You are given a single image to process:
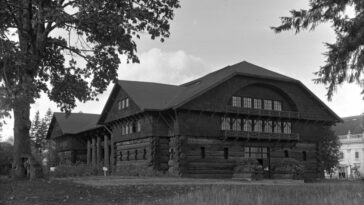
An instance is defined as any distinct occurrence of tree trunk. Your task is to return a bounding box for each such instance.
[12,94,32,178]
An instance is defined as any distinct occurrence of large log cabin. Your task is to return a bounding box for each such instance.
[47,61,341,178]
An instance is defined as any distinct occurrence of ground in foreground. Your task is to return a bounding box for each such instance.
[0,176,363,205]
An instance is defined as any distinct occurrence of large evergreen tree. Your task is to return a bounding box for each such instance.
[0,0,180,178]
[272,0,364,100]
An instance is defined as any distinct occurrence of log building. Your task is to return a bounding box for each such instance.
[47,61,341,178]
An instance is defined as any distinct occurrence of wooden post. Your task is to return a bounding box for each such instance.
[87,139,91,165]
[96,136,101,164]
[92,137,96,166]
[110,136,115,172]
[104,135,109,168]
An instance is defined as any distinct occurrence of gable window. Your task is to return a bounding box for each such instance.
[125,98,129,108]
[243,119,252,132]
[283,122,291,134]
[254,120,263,132]
[264,120,272,133]
[221,117,231,130]
[232,118,241,131]
[137,120,141,132]
[118,100,122,110]
[232,96,241,107]
[243,97,252,108]
[253,99,262,109]
[273,121,281,133]
[264,100,272,110]
[122,99,125,109]
[273,101,282,111]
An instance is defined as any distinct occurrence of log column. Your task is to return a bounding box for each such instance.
[87,139,91,165]
[110,135,115,171]
[92,137,96,166]
[104,135,109,168]
[96,136,101,164]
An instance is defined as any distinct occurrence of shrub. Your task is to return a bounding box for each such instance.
[50,162,103,178]
[271,158,304,179]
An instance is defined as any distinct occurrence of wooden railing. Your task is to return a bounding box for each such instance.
[222,130,300,141]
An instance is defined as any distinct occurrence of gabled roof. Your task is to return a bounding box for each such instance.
[46,112,101,138]
[100,60,341,123]
[332,115,364,136]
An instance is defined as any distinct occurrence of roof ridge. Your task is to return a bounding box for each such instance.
[118,79,179,87]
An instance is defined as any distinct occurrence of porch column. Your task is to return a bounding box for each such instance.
[87,139,91,165]
[92,137,96,166]
[104,135,109,168]
[96,136,101,164]
[110,136,115,171]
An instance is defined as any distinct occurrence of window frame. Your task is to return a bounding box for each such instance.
[243,97,252,108]
[253,98,262,109]
[273,100,282,111]
[263,99,273,110]
[232,96,242,107]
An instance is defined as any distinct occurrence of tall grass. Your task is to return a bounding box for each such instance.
[127,183,364,205]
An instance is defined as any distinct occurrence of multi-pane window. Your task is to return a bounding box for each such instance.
[253,99,262,109]
[273,100,282,111]
[355,152,359,160]
[122,100,125,109]
[243,97,252,108]
[283,122,291,134]
[232,96,241,107]
[137,120,141,132]
[245,147,268,159]
[243,119,252,131]
[125,124,129,134]
[125,98,129,107]
[221,117,231,130]
[264,120,273,133]
[232,118,241,131]
[273,121,281,133]
[118,100,122,110]
[129,124,133,134]
[264,100,272,110]
[254,120,263,132]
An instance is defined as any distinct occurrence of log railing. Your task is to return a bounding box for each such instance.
[222,130,300,141]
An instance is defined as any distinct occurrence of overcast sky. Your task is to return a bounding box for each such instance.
[1,0,363,141]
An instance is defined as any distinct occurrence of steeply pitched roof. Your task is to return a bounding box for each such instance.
[332,115,364,136]
[47,112,101,138]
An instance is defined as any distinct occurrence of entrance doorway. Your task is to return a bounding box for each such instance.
[244,146,271,178]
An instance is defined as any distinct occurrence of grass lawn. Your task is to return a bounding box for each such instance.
[0,176,363,205]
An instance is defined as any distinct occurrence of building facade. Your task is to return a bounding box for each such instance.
[48,61,341,178]
[332,115,364,178]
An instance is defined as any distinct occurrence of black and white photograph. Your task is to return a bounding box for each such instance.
[0,0,363,204]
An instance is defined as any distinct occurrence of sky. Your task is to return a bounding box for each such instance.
[1,0,364,141]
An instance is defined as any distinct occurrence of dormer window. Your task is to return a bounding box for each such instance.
[232,96,241,107]
[243,97,252,108]
[119,98,130,110]
[253,99,262,109]
[264,100,272,110]
[273,100,282,111]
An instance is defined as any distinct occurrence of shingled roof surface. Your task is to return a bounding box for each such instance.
[332,115,364,136]
[119,61,298,110]
[53,112,101,134]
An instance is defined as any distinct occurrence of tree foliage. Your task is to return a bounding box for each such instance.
[317,128,341,176]
[30,109,52,155]
[272,0,364,100]
[0,0,180,178]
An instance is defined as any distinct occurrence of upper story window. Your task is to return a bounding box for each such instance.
[264,120,273,133]
[253,99,262,109]
[355,152,359,160]
[243,119,252,132]
[283,122,291,134]
[221,117,231,130]
[254,120,263,132]
[243,97,252,108]
[232,96,241,107]
[273,100,282,111]
[232,118,241,131]
[118,100,122,110]
[264,100,272,110]
[125,98,129,107]
[137,120,141,132]
[273,121,282,133]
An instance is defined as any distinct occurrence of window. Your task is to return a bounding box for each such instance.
[302,151,307,161]
[143,149,147,160]
[125,98,129,107]
[121,125,125,135]
[221,117,231,130]
[355,152,359,160]
[243,97,252,108]
[135,150,138,160]
[232,118,241,131]
[264,120,272,133]
[224,148,229,159]
[137,120,141,132]
[264,100,272,110]
[232,96,241,107]
[245,147,268,159]
[339,152,344,159]
[118,100,122,110]
[273,101,282,111]
[254,120,263,132]
[132,122,137,133]
[273,121,281,133]
[284,150,289,158]
[243,119,252,131]
[201,147,205,159]
[283,122,291,134]
[126,150,130,161]
[119,151,123,161]
[122,99,125,109]
[253,99,262,109]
